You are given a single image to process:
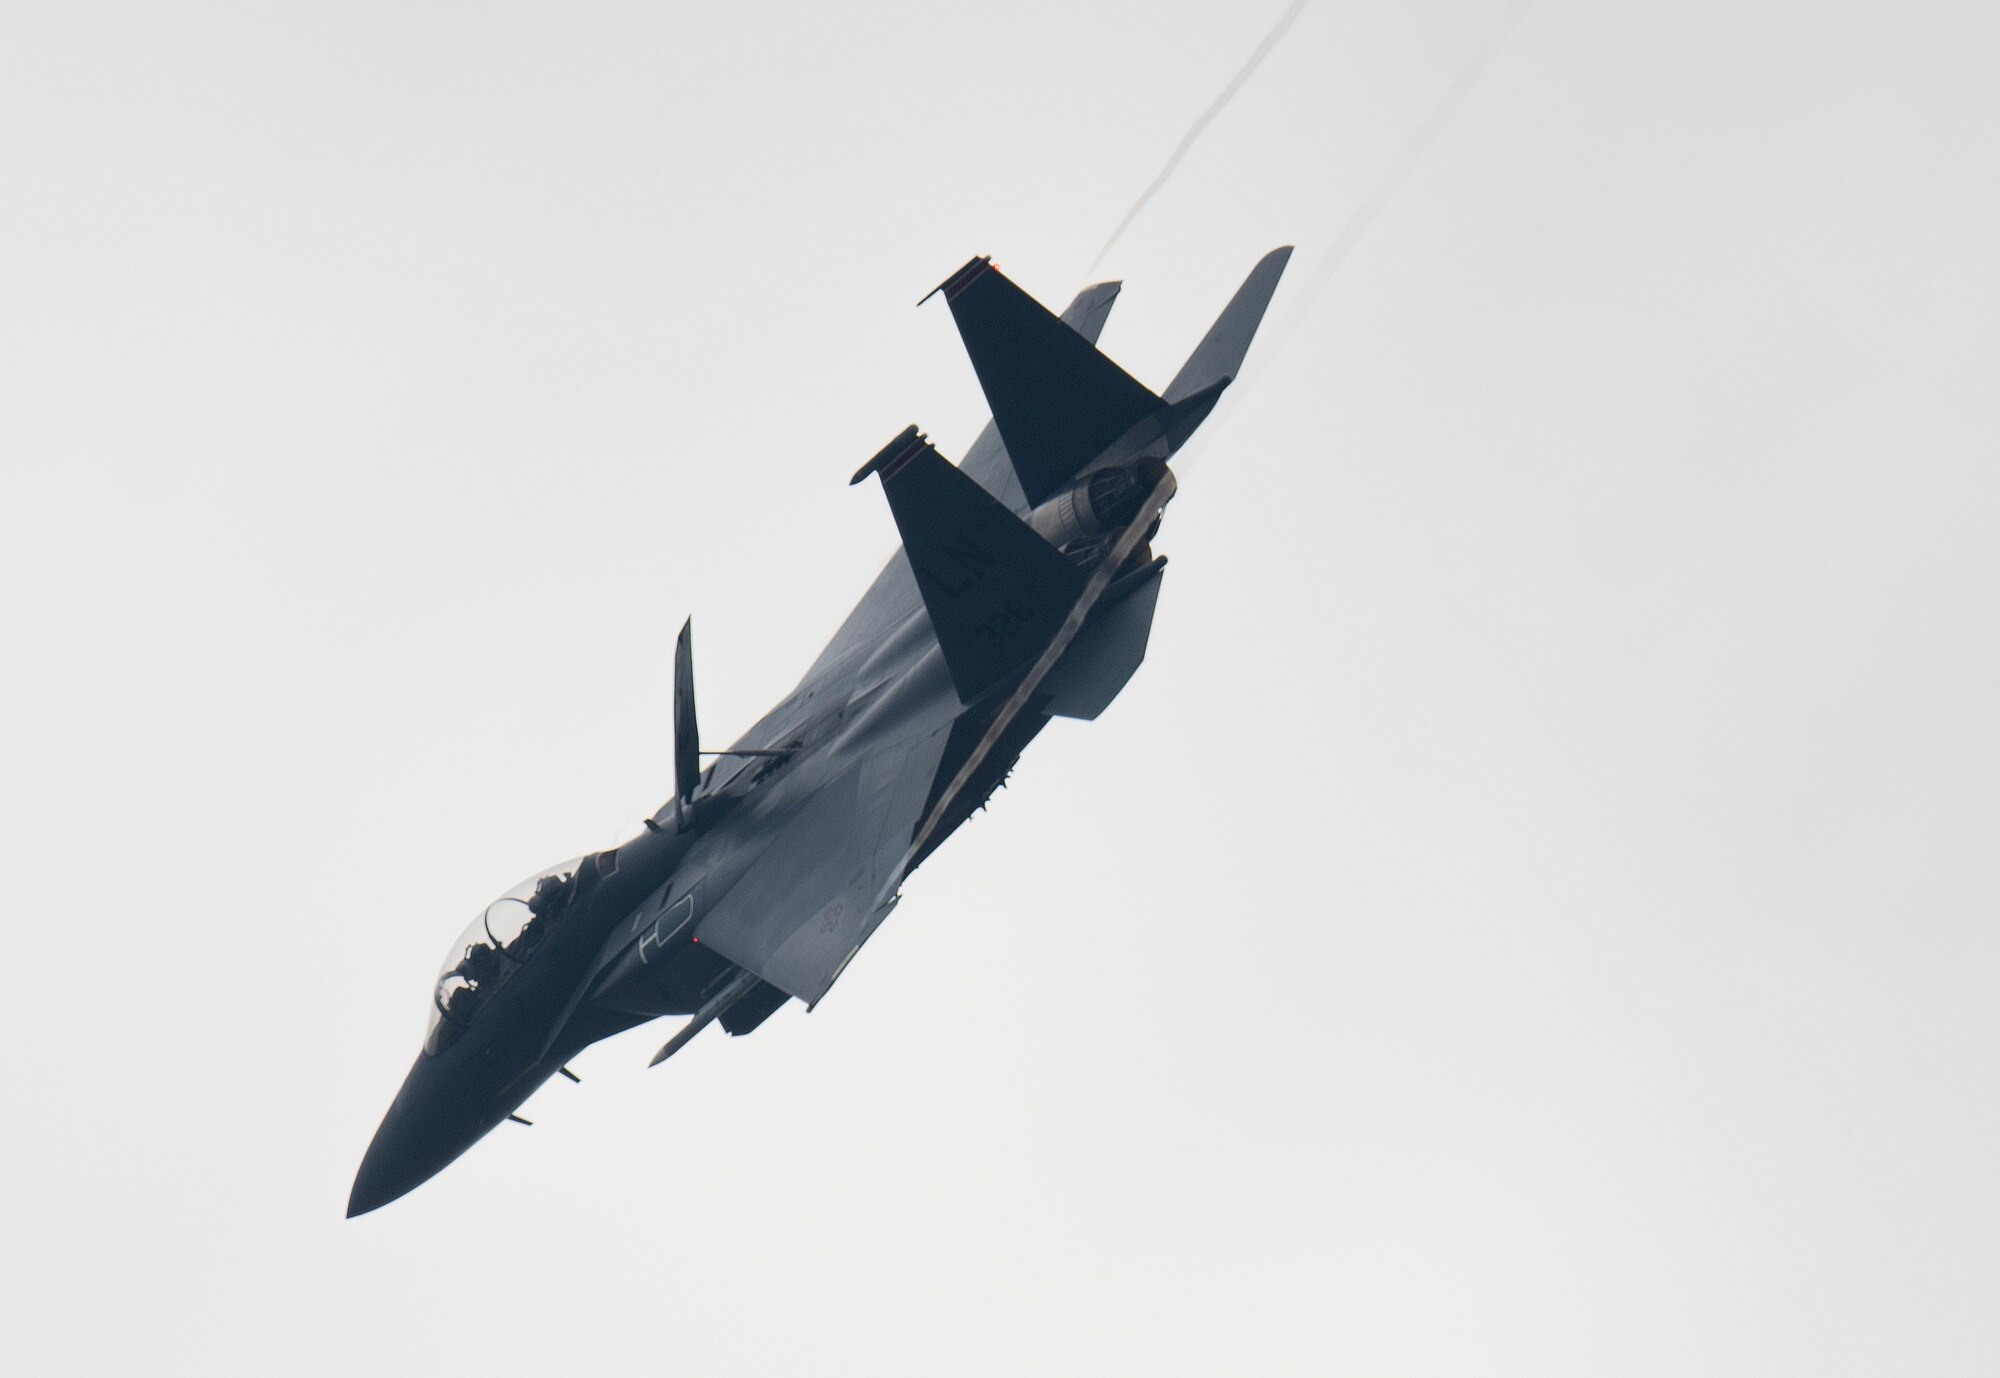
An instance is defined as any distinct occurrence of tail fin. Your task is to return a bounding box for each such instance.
[1164,246,1293,404]
[928,258,1165,508]
[955,278,1124,515]
[853,426,1086,703]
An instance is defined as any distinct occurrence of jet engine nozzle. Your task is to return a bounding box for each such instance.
[1027,457,1171,552]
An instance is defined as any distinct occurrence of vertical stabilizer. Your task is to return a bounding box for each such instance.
[852,426,1086,704]
[927,258,1164,508]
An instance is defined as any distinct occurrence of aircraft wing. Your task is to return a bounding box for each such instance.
[690,725,951,1008]
[691,420,1088,1006]
[689,418,1098,1007]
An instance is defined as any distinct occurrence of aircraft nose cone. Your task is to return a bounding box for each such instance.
[348,1113,429,1218]
[349,1103,483,1216]
[348,1055,474,1218]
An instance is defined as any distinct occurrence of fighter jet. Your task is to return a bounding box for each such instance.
[348,247,1292,1216]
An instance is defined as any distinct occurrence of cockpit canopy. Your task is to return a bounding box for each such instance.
[425,857,584,1050]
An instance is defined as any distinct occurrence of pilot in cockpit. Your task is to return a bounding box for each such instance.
[529,871,572,919]
[511,872,572,959]
[465,941,501,981]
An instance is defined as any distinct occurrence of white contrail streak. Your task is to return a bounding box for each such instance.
[1245,0,1532,388]
[1088,0,1311,273]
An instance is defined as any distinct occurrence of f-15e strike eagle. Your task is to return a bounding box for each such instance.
[349,247,1292,1216]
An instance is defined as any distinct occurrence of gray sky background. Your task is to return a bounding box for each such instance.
[4,2,1997,1373]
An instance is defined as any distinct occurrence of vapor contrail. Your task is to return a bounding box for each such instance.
[1246,0,1532,386]
[1089,0,1311,273]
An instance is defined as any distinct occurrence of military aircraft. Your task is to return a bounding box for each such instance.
[348,247,1293,1216]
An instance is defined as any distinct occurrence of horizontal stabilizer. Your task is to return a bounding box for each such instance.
[1164,246,1293,403]
[1159,375,1232,457]
[930,257,1165,508]
[853,426,1086,703]
[1041,557,1166,720]
[1061,279,1122,348]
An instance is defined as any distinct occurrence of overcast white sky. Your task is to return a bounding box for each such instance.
[4,2,1997,1373]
